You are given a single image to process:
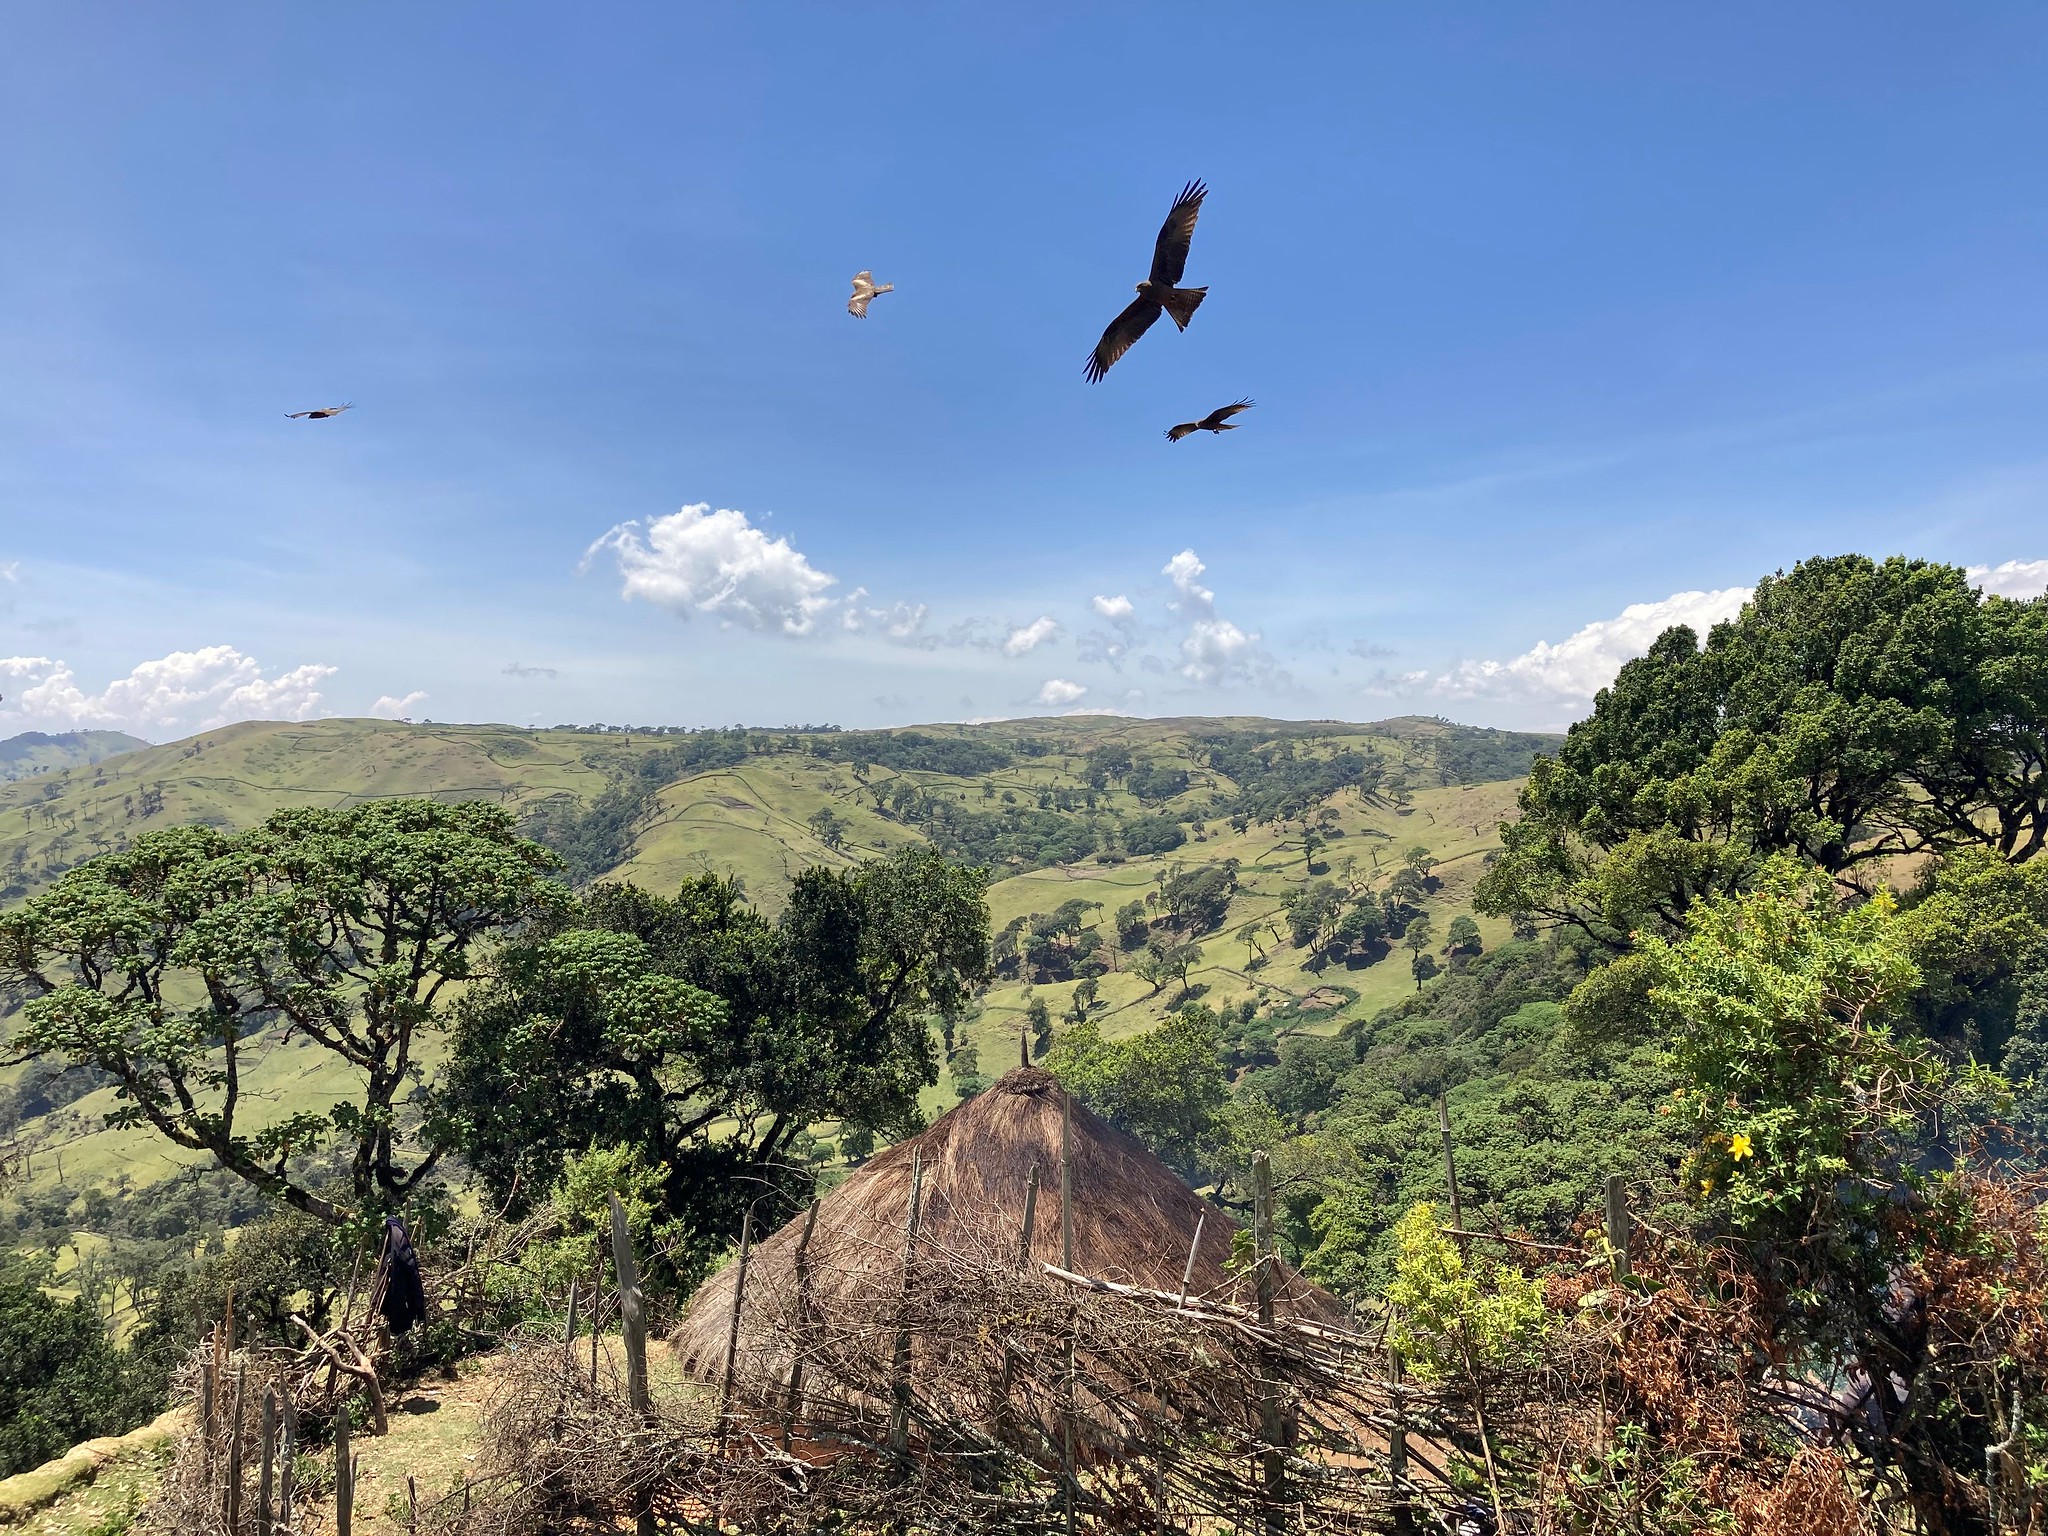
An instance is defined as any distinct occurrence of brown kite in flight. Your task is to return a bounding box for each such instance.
[847,271,894,318]
[285,403,354,420]
[1166,398,1253,441]
[1084,180,1208,383]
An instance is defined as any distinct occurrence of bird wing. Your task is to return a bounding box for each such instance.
[851,271,875,296]
[286,410,312,419]
[1085,297,1163,383]
[1147,180,1207,287]
[1200,398,1254,429]
[848,293,871,317]
[1166,421,1200,442]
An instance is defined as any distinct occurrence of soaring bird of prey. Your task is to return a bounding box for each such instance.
[1084,180,1209,383]
[847,271,894,318]
[1166,398,1254,442]
[285,403,353,420]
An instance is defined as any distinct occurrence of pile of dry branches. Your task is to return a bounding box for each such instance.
[465,1225,1461,1536]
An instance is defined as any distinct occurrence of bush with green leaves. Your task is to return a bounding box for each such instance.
[1384,1201,1549,1386]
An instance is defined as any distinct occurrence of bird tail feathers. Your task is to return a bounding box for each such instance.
[1160,286,1206,330]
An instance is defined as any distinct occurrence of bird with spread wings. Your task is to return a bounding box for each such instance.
[847,271,894,317]
[285,403,353,420]
[1084,180,1209,383]
[1166,398,1254,442]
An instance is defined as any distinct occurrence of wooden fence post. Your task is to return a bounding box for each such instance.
[1387,1328,1413,1533]
[781,1201,822,1449]
[608,1193,656,1536]
[334,1403,351,1536]
[257,1389,277,1536]
[717,1203,757,1447]
[200,1348,217,1493]
[1060,1087,1076,1536]
[1252,1151,1288,1536]
[1604,1174,1632,1284]
[1177,1212,1206,1309]
[279,1392,297,1536]
[226,1361,247,1535]
[889,1151,926,1459]
[1018,1164,1040,1270]
[1437,1095,1466,1244]
[553,1280,581,1443]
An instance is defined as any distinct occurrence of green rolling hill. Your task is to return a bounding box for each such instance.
[0,730,148,784]
[0,712,1557,1221]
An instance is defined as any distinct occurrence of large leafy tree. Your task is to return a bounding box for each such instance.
[0,1272,142,1477]
[0,801,565,1224]
[435,845,989,1260]
[1479,556,2048,946]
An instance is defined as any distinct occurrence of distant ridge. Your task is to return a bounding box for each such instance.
[0,729,149,783]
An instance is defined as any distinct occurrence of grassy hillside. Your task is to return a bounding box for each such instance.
[0,712,1556,1223]
[0,730,147,785]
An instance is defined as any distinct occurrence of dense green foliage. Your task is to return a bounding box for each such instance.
[0,800,564,1223]
[0,1271,144,1477]
[437,845,990,1279]
[1479,555,2048,947]
[817,731,1014,777]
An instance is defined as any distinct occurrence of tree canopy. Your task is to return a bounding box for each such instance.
[0,800,564,1223]
[1478,555,2048,947]
[436,844,989,1273]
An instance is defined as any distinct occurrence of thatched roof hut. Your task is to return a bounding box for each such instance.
[672,1067,1344,1402]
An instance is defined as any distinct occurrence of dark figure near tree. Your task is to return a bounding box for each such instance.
[377,1216,427,1335]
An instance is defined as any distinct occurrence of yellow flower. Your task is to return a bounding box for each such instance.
[1699,1177,1714,1195]
[1729,1132,1754,1162]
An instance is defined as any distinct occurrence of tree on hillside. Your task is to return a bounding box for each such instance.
[806,805,849,851]
[1479,556,2048,948]
[1445,914,1482,960]
[1044,1008,1227,1178]
[1025,995,1054,1059]
[0,802,564,1224]
[436,845,989,1273]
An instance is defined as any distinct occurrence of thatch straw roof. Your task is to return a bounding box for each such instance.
[672,1067,1344,1398]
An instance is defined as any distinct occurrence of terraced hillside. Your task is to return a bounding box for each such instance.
[0,713,1557,1224]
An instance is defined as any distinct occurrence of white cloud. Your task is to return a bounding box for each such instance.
[840,591,931,641]
[1091,593,1134,622]
[0,646,337,738]
[1967,560,2048,600]
[0,561,19,584]
[370,691,428,718]
[587,503,839,636]
[503,662,558,679]
[1034,678,1088,706]
[1437,586,1752,701]
[1002,616,1061,657]
[1162,548,1264,686]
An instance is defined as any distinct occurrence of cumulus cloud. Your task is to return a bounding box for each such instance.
[1091,594,1134,622]
[0,646,337,737]
[370,691,428,718]
[1002,616,1061,657]
[503,661,559,679]
[1035,678,1088,706]
[587,503,839,636]
[1162,548,1266,687]
[1436,586,1752,702]
[1967,560,2048,600]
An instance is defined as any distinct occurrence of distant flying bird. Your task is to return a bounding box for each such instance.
[286,403,353,420]
[1166,398,1254,442]
[847,271,894,318]
[1084,180,1209,383]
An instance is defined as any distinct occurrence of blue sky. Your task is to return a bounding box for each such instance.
[2,3,2044,740]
